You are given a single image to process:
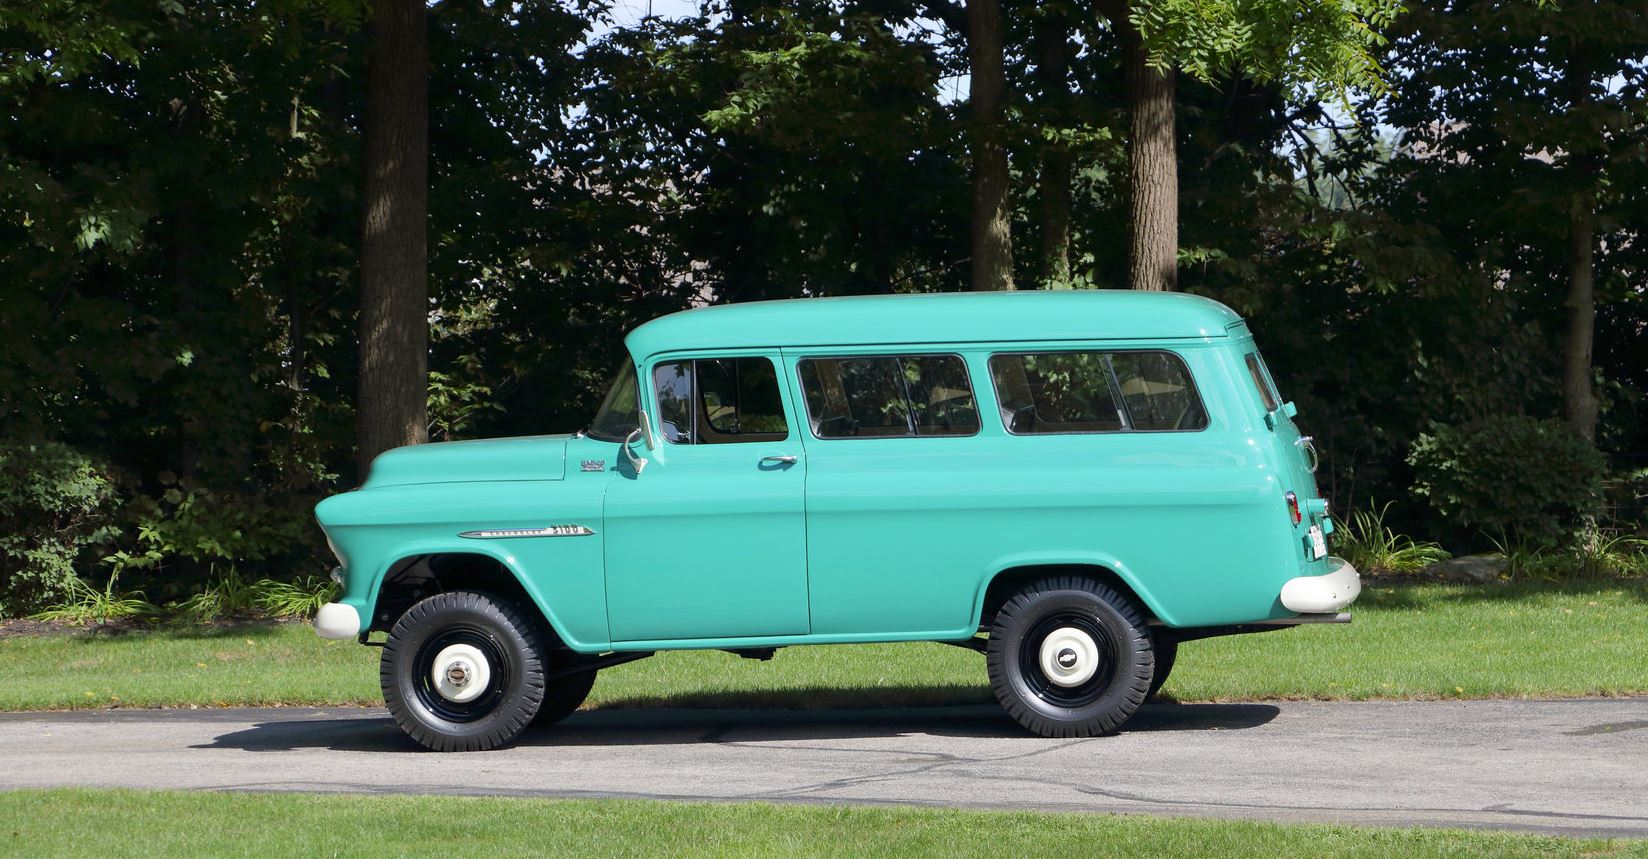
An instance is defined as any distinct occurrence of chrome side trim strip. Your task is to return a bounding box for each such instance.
[459,525,595,539]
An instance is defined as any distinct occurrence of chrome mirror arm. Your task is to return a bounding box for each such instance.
[622,428,649,475]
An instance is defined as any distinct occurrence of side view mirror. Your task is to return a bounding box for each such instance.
[622,428,649,475]
[638,408,658,450]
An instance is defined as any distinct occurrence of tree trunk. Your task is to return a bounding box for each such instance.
[1561,51,1598,442]
[1563,193,1598,442]
[1036,12,1072,288]
[1120,14,1178,292]
[967,0,1013,291]
[357,0,429,476]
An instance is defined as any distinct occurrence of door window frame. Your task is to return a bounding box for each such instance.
[642,349,799,446]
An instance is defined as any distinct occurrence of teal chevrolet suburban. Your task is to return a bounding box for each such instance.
[315,290,1359,751]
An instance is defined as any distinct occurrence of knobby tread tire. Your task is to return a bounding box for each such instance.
[985,576,1154,738]
[381,591,547,752]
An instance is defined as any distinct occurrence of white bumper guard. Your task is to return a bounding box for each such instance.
[1279,556,1361,614]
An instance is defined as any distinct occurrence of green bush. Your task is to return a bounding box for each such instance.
[0,442,121,616]
[1409,417,1606,547]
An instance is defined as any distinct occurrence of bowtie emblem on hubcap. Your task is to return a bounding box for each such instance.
[1057,648,1079,669]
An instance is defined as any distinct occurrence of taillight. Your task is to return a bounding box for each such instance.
[1285,491,1302,526]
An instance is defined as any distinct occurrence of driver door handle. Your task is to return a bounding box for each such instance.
[760,455,798,465]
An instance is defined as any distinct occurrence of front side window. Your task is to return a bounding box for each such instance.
[588,362,641,442]
[990,350,1207,434]
[797,355,978,439]
[652,357,788,444]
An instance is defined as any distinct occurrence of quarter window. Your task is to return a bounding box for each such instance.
[653,357,789,444]
[1244,352,1280,412]
[990,351,1207,434]
[797,355,979,438]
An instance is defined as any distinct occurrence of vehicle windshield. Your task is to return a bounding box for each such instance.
[587,361,641,442]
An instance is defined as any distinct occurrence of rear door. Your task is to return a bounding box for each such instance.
[1236,337,1330,565]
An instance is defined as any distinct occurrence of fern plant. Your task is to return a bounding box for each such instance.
[29,570,158,625]
[1335,502,1451,575]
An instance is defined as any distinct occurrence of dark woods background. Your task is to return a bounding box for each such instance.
[1,0,1644,613]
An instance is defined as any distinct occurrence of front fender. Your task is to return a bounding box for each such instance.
[340,535,610,652]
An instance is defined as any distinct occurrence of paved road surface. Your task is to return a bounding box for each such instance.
[2,700,1645,837]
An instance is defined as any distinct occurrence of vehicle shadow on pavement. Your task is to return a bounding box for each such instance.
[195,702,1280,754]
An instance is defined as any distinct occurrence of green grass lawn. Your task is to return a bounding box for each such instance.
[4,789,1641,858]
[0,580,1643,711]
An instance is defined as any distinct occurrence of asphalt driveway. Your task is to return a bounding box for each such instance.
[1,699,1644,837]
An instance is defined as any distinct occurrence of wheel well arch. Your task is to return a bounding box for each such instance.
[368,552,562,643]
[976,564,1160,632]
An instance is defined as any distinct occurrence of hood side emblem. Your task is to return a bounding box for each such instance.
[580,460,606,472]
[460,525,595,539]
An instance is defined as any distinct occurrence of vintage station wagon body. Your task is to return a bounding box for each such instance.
[315,290,1359,750]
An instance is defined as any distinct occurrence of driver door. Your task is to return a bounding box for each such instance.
[602,352,810,642]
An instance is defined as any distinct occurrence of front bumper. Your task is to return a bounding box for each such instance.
[314,602,362,640]
[1279,556,1361,614]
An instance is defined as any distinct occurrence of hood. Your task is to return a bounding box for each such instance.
[361,434,570,488]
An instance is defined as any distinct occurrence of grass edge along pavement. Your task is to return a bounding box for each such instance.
[0,579,1643,711]
[3,789,1645,858]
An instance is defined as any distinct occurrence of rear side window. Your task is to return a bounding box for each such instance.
[990,351,1207,434]
[653,357,789,444]
[797,355,979,438]
[1244,353,1279,412]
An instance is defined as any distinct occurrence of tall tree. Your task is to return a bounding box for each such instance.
[1095,0,1400,291]
[1380,0,1647,444]
[968,0,1014,290]
[1115,10,1175,291]
[357,0,430,474]
[1033,5,1075,287]
[1561,47,1599,441]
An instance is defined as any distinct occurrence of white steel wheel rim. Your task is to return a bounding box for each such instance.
[1038,626,1100,688]
[430,643,492,703]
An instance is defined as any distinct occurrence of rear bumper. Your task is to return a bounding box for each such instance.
[1279,556,1361,614]
[314,602,362,640]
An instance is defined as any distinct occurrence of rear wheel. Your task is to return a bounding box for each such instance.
[986,576,1153,738]
[381,591,547,752]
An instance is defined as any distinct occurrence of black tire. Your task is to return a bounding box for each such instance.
[534,662,597,727]
[381,591,547,752]
[1147,634,1178,701]
[986,576,1154,738]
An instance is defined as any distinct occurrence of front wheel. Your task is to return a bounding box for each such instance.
[986,576,1153,738]
[381,591,548,752]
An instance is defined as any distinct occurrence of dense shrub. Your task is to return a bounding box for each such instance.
[1409,417,1606,548]
[0,443,121,616]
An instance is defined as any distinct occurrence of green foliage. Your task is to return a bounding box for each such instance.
[1334,502,1451,575]
[1410,417,1607,548]
[0,443,121,615]
[1494,527,1648,582]
[253,575,340,620]
[0,0,1643,615]
[29,570,158,626]
[1130,0,1404,100]
[170,566,260,624]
